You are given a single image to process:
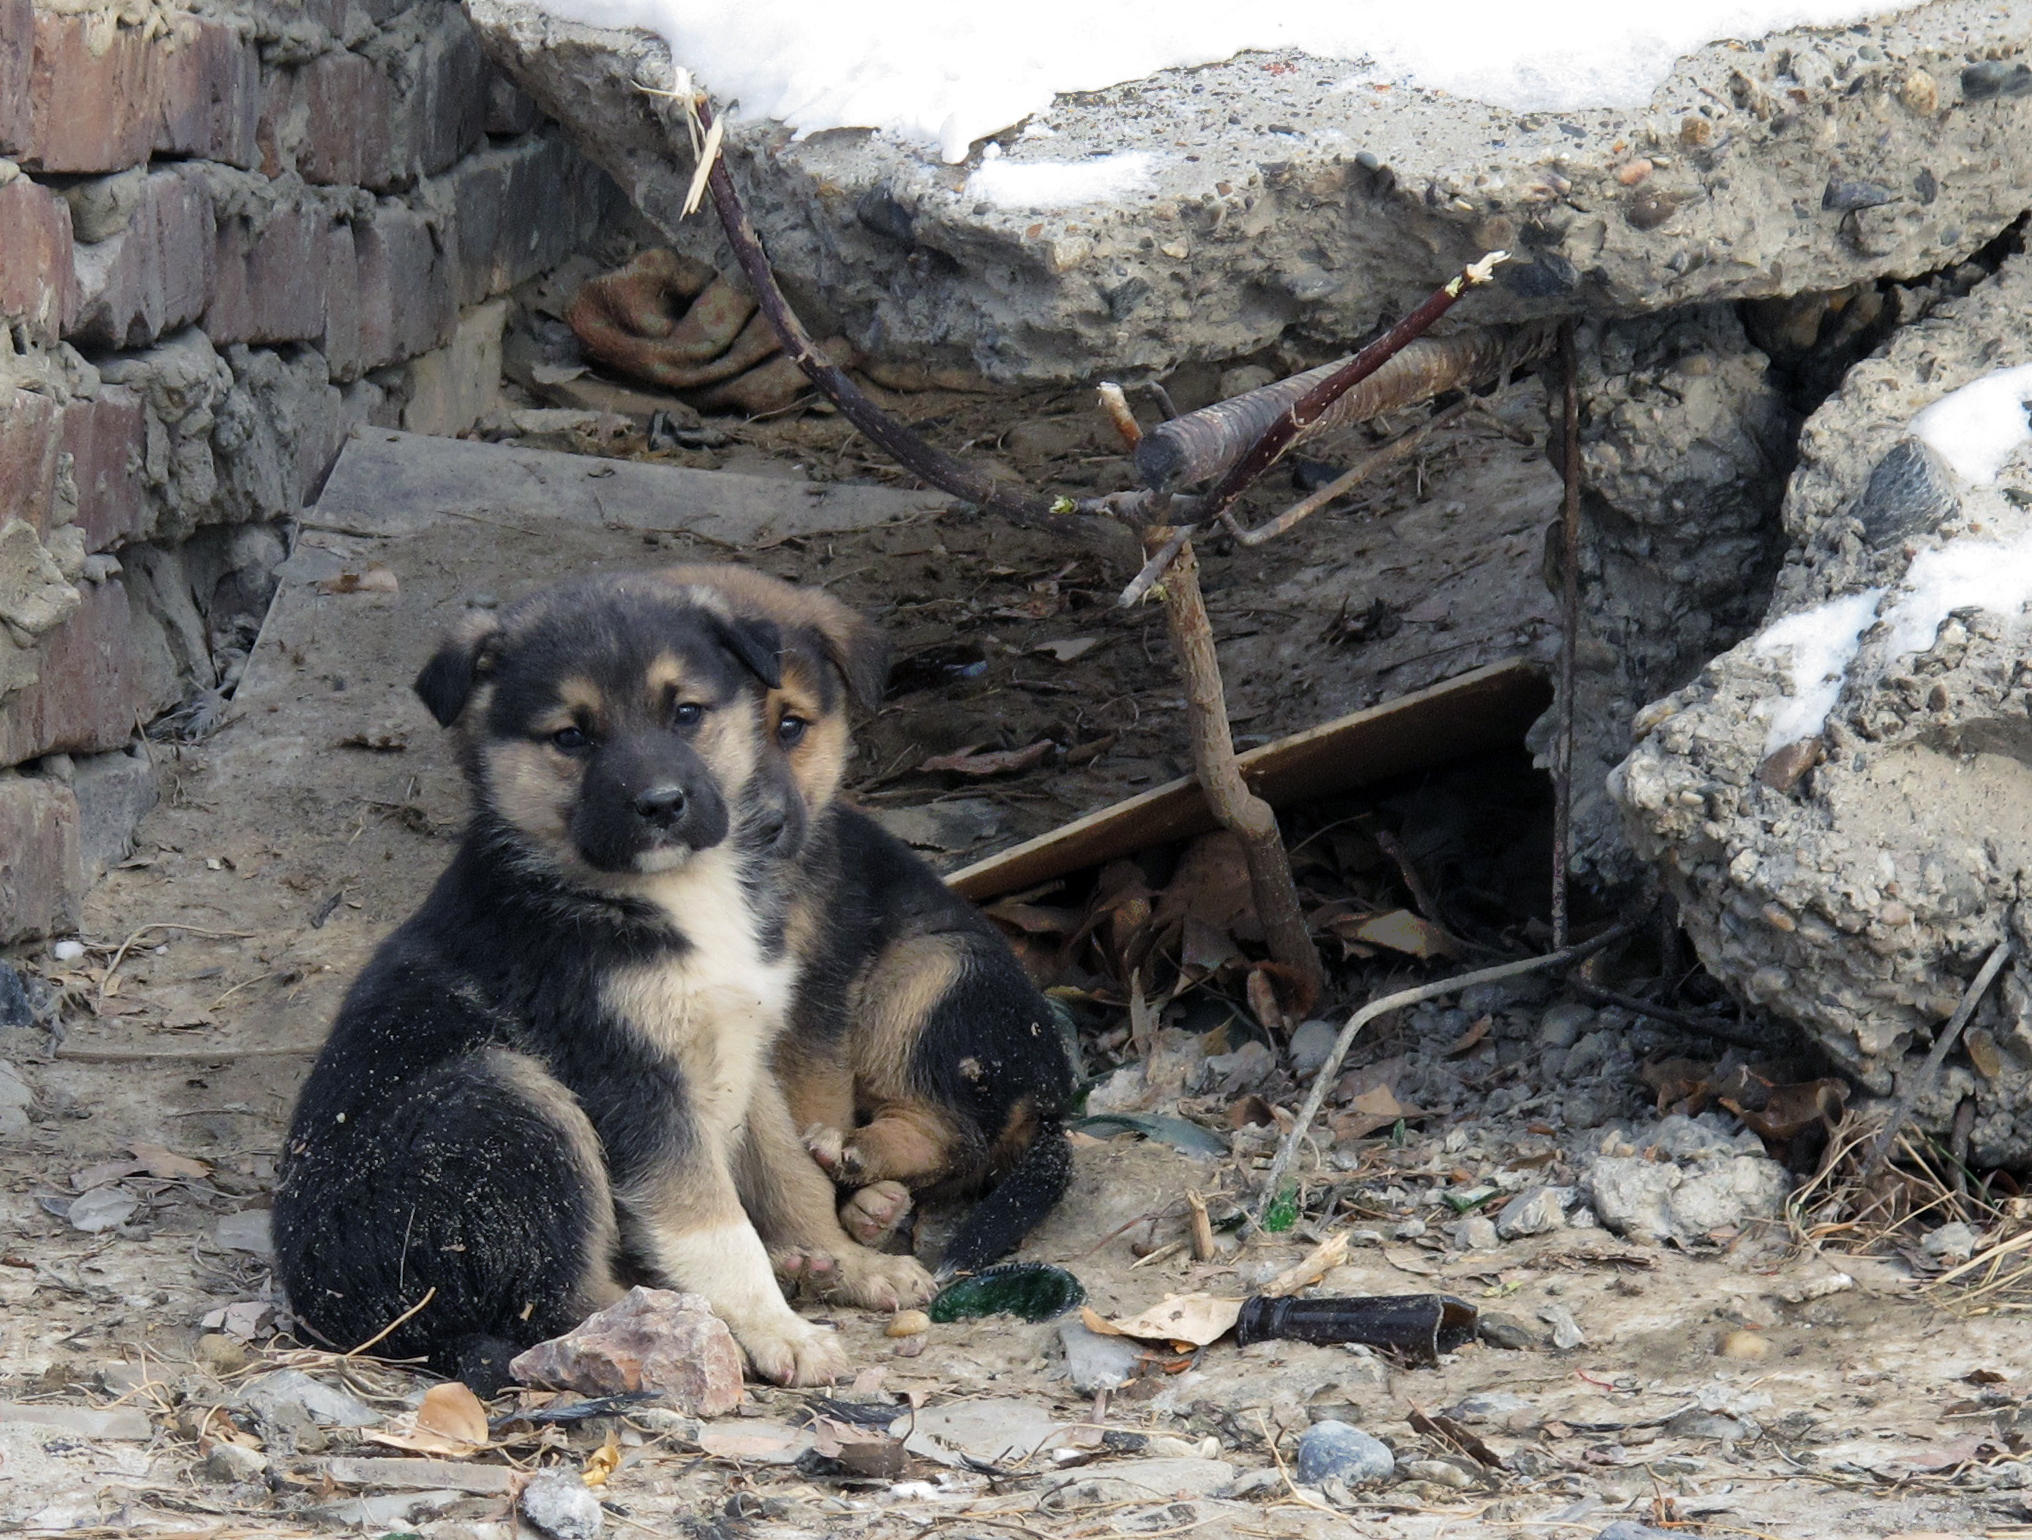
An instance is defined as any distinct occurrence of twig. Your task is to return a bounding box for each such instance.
[1184,1190,1215,1262]
[1568,982,1776,1049]
[1097,383,1143,450]
[1254,923,1635,1222]
[693,97,1093,544]
[55,1045,318,1063]
[1117,523,1195,608]
[345,1285,438,1358]
[1864,940,2010,1180]
[1552,319,1581,951]
[1159,536,1326,1006]
[1230,396,1473,547]
[96,923,259,1007]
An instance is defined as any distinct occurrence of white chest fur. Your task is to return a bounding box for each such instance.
[604,845,795,1146]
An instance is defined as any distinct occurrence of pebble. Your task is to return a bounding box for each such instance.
[885,1310,930,1338]
[237,1368,381,1431]
[510,1287,743,1416]
[1538,1003,1595,1049]
[1614,158,1652,186]
[1495,1186,1566,1239]
[1058,1320,1143,1393]
[1718,1294,1779,1329]
[0,960,34,1026]
[1401,1458,1473,1489]
[1540,1304,1586,1350]
[67,1186,137,1233]
[520,1466,605,1540]
[1287,1019,1339,1078]
[1718,1329,1770,1361]
[1921,1221,1977,1262]
[1454,1216,1500,1251]
[203,1442,269,1483]
[1479,1311,1544,1350]
[50,940,85,964]
[1294,1421,1395,1486]
[1390,1217,1426,1240]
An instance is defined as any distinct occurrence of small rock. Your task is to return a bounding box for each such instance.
[1962,60,2032,101]
[203,1442,268,1482]
[520,1466,604,1540]
[510,1286,742,1416]
[67,1185,137,1233]
[1717,1329,1770,1361]
[50,940,85,964]
[1718,1294,1779,1329]
[214,1209,273,1255]
[1401,1457,1473,1489]
[1666,1408,1756,1442]
[1287,1020,1339,1077]
[194,1333,251,1374]
[1454,1216,1499,1251]
[1057,1320,1144,1393]
[1540,1304,1585,1350]
[1390,1217,1426,1240]
[1921,1221,1978,1263]
[237,1369,381,1432]
[1495,1187,1566,1239]
[1294,1421,1395,1486]
[0,960,33,1026]
[886,1309,930,1338]
[1446,1390,1533,1422]
[1477,1313,1545,1350]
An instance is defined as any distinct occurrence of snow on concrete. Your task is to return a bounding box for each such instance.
[533,0,1917,163]
[1910,364,2032,485]
[1880,511,2032,662]
[964,150,1159,210]
[1752,589,1885,753]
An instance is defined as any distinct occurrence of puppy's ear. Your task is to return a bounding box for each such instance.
[414,610,503,727]
[816,604,890,713]
[713,613,783,691]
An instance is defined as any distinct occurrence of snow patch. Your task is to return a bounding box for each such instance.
[1910,364,2032,485]
[1752,589,1884,754]
[964,152,1158,209]
[532,1,1914,164]
[1879,517,2032,663]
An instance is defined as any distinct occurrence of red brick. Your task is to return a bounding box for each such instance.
[155,16,261,168]
[0,177,77,338]
[354,203,454,368]
[0,580,139,766]
[0,390,62,539]
[66,166,216,350]
[205,203,332,345]
[0,772,82,941]
[60,390,147,554]
[360,4,486,186]
[0,0,31,155]
[23,11,164,173]
[294,48,395,186]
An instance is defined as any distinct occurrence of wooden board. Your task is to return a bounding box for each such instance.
[945,657,1552,902]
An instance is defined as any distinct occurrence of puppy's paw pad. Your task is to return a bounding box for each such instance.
[802,1123,849,1173]
[841,1180,913,1247]
[743,1317,848,1387]
[831,1246,935,1311]
[770,1247,839,1295]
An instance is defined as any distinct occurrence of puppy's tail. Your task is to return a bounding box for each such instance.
[938,1120,1072,1279]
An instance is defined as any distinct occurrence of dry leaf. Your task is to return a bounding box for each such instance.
[1441,1016,1491,1057]
[582,1435,621,1487]
[1383,1245,1440,1277]
[918,739,1055,777]
[1088,1293,1244,1348]
[1246,967,1288,1035]
[1351,1085,1414,1120]
[369,1381,492,1454]
[1350,909,1458,959]
[1258,1233,1351,1298]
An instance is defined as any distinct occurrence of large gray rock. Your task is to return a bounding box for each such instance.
[1614,246,2032,1159]
[468,2,2031,384]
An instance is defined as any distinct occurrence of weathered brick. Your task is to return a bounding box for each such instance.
[0,177,77,338]
[401,297,505,436]
[0,0,31,155]
[354,202,454,368]
[484,69,544,137]
[321,222,364,383]
[60,389,148,554]
[0,771,82,942]
[206,203,331,345]
[362,3,487,185]
[0,580,139,766]
[432,130,619,307]
[23,10,164,173]
[66,166,217,350]
[156,16,261,168]
[289,48,394,186]
[0,391,62,539]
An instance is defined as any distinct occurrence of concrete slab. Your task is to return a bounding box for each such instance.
[472,0,2032,382]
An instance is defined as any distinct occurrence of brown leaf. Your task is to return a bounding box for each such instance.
[130,1143,210,1181]
[415,1382,489,1447]
[1090,1293,1244,1348]
[1441,1015,1491,1057]
[1409,1408,1506,1469]
[1349,910,1458,959]
[1640,1056,1711,1115]
[1227,1094,1275,1129]
[918,740,1055,777]
[1245,967,1287,1034]
[1723,1078,1849,1141]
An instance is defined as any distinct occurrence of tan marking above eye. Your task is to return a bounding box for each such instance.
[556,676,605,715]
[645,652,691,705]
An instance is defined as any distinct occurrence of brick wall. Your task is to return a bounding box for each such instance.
[0,0,626,941]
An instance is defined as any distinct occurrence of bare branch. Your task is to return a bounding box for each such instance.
[1230,395,1473,547]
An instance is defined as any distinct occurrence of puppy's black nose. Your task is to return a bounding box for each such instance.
[633,785,687,828]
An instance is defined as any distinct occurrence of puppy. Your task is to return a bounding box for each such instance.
[272,574,930,1393]
[655,566,1076,1276]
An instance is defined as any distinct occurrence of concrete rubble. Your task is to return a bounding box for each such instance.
[1615,245,2032,1161]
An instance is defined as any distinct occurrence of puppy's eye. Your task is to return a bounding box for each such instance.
[776,715,810,749]
[672,702,705,728]
[551,725,591,753]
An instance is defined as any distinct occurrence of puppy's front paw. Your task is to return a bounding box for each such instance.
[841,1179,913,1247]
[740,1313,848,1387]
[829,1244,934,1311]
[770,1245,838,1294]
[802,1122,850,1175]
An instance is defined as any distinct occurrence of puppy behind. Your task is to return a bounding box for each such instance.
[272,574,929,1392]
[658,566,1076,1274]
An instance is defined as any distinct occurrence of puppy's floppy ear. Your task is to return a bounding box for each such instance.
[414,610,503,727]
[713,613,783,690]
[816,604,890,713]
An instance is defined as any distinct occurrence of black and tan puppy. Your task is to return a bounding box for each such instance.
[655,567,1075,1276]
[272,574,930,1392]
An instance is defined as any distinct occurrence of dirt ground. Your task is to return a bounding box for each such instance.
[0,369,2019,1540]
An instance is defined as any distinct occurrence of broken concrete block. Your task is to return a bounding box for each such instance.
[509,1286,743,1415]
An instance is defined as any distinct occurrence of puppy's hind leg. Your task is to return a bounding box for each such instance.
[274,1049,618,1393]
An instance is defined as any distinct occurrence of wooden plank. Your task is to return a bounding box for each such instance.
[944,657,1552,902]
